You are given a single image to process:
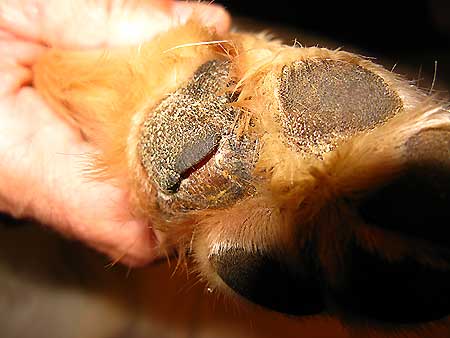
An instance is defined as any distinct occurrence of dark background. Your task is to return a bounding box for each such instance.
[220,0,450,91]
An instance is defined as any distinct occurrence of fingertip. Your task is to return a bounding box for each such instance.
[104,220,165,268]
[172,2,231,35]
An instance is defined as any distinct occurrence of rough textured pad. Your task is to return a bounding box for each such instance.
[159,129,258,212]
[359,129,450,247]
[209,246,324,315]
[140,60,236,193]
[139,60,258,212]
[278,59,402,155]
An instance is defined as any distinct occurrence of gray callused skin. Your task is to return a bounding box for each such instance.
[139,60,258,212]
[278,59,402,155]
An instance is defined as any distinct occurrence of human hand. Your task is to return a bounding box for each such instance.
[0,0,230,266]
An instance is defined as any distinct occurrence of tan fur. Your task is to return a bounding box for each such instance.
[33,15,450,325]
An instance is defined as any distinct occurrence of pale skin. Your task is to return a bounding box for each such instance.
[0,0,230,266]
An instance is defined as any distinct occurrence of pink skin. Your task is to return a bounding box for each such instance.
[0,0,231,267]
